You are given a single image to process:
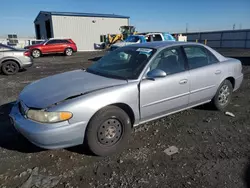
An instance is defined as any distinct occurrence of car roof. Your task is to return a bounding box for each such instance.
[128,41,186,49]
[128,41,227,62]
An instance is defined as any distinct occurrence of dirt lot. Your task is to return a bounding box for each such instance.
[0,50,250,188]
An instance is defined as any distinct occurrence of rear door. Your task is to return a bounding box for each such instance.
[183,45,222,106]
[57,40,69,52]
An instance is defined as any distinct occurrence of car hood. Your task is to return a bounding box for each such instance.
[112,42,137,47]
[19,70,127,109]
[25,44,42,49]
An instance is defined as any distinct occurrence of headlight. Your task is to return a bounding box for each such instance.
[27,109,73,123]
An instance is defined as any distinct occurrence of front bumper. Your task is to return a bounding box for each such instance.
[21,58,33,69]
[9,102,87,149]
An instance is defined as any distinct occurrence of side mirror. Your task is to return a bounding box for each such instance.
[146,69,167,81]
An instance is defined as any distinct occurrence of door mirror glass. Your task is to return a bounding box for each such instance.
[146,69,166,79]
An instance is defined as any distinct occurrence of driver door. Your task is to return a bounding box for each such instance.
[139,47,190,122]
[43,39,60,53]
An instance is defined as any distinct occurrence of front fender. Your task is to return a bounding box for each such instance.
[48,82,140,126]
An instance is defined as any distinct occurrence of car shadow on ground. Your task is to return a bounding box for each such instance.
[67,144,94,156]
[193,103,216,111]
[244,158,250,188]
[0,102,43,153]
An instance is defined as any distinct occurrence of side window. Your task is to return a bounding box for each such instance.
[152,34,163,41]
[184,46,208,69]
[46,40,62,44]
[167,35,175,41]
[150,47,186,75]
[46,40,56,45]
[145,35,151,42]
[61,40,70,44]
[207,50,219,64]
[184,46,218,69]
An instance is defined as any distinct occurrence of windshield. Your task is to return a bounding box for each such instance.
[40,40,48,44]
[31,40,45,45]
[87,46,156,79]
[125,36,140,43]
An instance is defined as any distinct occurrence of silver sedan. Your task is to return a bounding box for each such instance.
[10,41,243,156]
[0,43,33,75]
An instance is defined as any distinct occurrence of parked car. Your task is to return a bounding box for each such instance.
[10,41,243,156]
[0,43,33,75]
[110,32,176,51]
[25,38,77,58]
[109,35,147,51]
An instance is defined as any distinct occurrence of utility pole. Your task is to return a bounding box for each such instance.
[186,23,188,33]
[233,24,235,30]
[239,23,242,30]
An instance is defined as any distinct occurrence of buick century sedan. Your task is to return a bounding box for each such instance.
[10,41,243,156]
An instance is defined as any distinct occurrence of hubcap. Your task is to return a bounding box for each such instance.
[33,50,40,57]
[218,85,230,105]
[5,63,17,73]
[97,119,122,146]
[66,49,72,56]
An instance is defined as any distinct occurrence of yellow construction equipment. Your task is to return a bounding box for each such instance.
[105,25,136,48]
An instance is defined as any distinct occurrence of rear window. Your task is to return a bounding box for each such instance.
[67,39,75,44]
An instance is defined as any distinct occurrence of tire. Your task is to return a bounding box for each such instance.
[1,61,19,75]
[85,106,132,156]
[65,48,73,56]
[212,80,233,111]
[32,49,41,58]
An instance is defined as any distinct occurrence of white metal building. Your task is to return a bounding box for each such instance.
[34,11,130,51]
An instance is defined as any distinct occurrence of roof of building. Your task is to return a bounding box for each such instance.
[35,11,129,21]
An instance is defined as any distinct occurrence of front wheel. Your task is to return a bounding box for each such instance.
[85,106,132,156]
[32,49,41,58]
[1,61,19,75]
[212,80,233,111]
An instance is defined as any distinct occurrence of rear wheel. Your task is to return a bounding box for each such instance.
[85,106,132,156]
[212,80,233,111]
[1,61,19,75]
[32,49,41,58]
[65,48,73,56]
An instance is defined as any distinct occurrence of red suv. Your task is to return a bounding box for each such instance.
[25,39,77,58]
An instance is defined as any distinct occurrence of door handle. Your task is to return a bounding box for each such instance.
[215,70,221,74]
[179,79,188,84]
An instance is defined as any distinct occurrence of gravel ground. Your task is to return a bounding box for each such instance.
[0,50,250,188]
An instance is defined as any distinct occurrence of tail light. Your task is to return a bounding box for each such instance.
[24,51,30,57]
